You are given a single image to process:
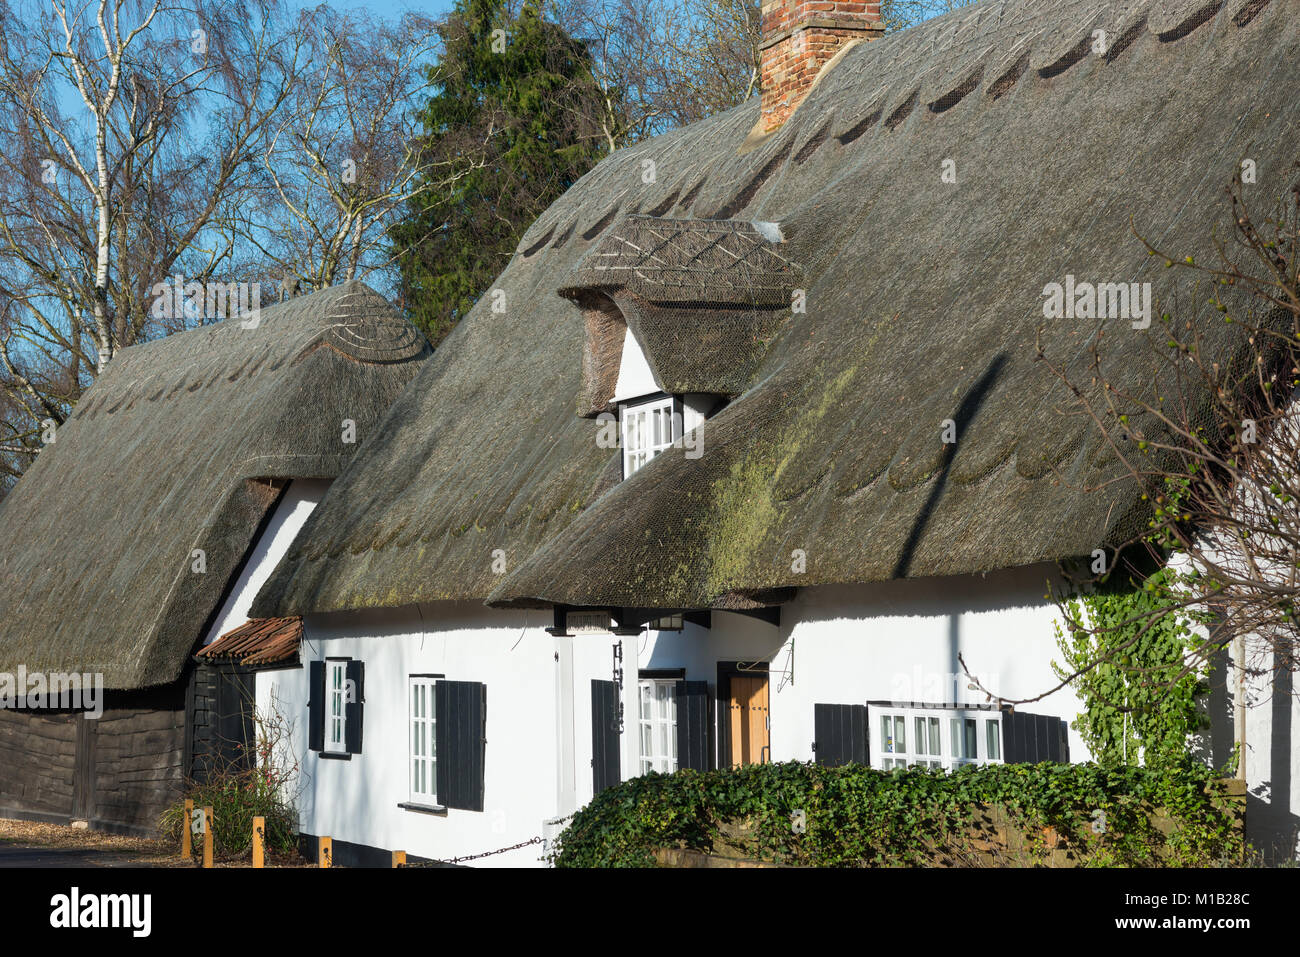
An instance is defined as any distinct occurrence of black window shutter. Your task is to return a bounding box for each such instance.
[814,703,868,766]
[674,680,711,771]
[436,680,487,811]
[1002,710,1067,764]
[308,660,325,752]
[1008,709,1027,762]
[1003,710,1022,762]
[590,679,621,794]
[434,683,449,803]
[344,660,365,754]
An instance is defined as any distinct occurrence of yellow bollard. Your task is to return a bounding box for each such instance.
[319,835,332,868]
[202,806,214,869]
[392,850,406,868]
[181,798,193,861]
[252,816,265,869]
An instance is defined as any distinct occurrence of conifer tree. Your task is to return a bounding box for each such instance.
[391,0,606,345]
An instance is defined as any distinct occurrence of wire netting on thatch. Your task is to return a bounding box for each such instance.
[561,217,803,411]
[253,0,1300,617]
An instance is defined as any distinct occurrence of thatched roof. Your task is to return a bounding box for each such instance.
[0,281,428,689]
[559,216,798,305]
[562,217,801,414]
[255,0,1300,618]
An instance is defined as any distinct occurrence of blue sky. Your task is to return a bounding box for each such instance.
[303,0,458,18]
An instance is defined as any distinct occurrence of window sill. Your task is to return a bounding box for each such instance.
[398,802,448,816]
[319,751,352,761]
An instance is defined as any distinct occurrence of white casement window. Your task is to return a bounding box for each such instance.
[409,677,437,805]
[870,705,1003,771]
[951,715,980,767]
[325,660,347,754]
[877,712,908,769]
[913,714,943,769]
[638,678,678,774]
[621,395,677,478]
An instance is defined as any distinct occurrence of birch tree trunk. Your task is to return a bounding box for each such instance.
[0,0,302,489]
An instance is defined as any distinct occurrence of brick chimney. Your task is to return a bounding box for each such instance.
[759,1,883,132]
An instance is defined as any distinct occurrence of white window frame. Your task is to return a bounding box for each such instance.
[950,714,982,768]
[869,704,1003,771]
[409,676,438,805]
[325,660,348,754]
[620,394,678,478]
[638,678,678,775]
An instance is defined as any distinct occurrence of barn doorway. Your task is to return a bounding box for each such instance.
[187,663,256,782]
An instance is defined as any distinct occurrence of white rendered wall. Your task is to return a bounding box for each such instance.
[202,478,331,645]
[260,563,1098,867]
[259,603,568,868]
[1235,639,1300,861]
[611,328,659,402]
[623,562,1090,768]
[253,556,1300,863]
[566,564,1089,822]
[1158,552,1298,859]
[764,566,1089,764]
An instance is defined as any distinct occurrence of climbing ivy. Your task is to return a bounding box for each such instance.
[1053,567,1212,770]
[550,759,1241,868]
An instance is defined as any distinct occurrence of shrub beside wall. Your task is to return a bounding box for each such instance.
[158,769,298,859]
[550,760,1244,868]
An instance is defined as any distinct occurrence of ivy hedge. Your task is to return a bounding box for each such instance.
[549,759,1242,868]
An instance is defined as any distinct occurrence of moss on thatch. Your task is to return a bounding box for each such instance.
[255,0,1300,617]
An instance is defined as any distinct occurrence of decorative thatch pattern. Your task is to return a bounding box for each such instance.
[563,217,801,412]
[0,281,429,689]
[255,0,1299,617]
[197,617,302,667]
[559,216,798,306]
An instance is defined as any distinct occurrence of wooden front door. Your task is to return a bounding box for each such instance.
[728,674,770,768]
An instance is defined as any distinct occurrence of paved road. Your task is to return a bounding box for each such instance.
[0,844,156,867]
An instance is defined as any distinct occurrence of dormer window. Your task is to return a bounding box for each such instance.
[559,216,803,422]
[559,217,803,480]
[621,394,678,478]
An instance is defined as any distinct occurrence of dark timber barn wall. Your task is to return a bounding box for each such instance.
[0,710,78,823]
[186,661,257,782]
[0,684,186,835]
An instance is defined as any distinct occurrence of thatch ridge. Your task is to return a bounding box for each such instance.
[0,280,429,689]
